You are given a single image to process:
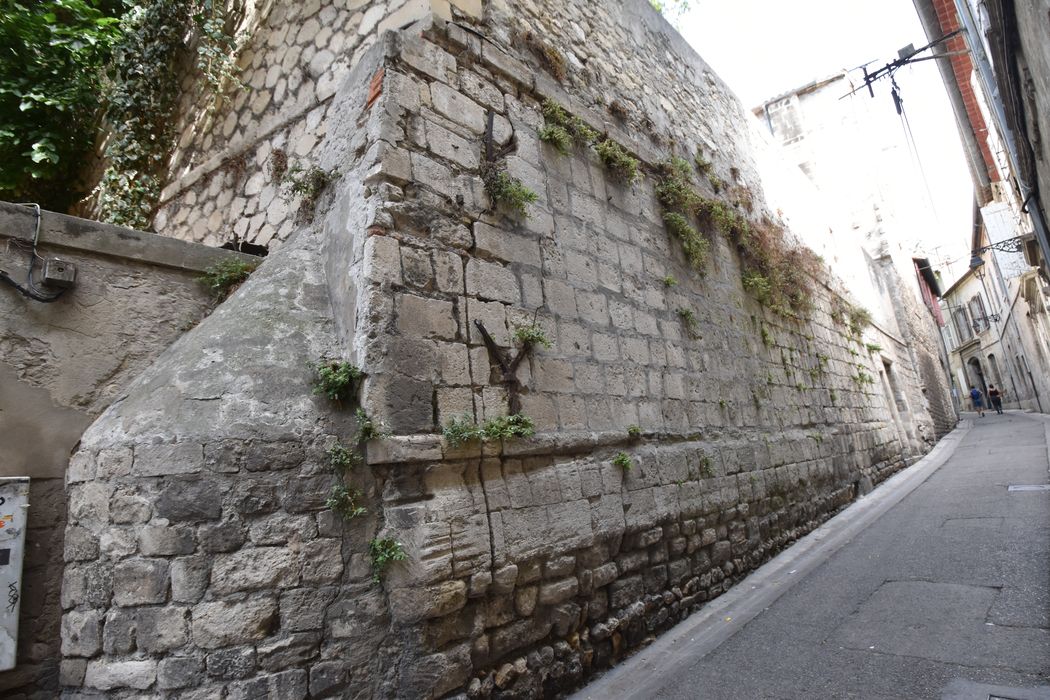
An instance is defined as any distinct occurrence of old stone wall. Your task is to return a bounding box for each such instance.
[59,2,950,698]
[154,0,483,248]
[0,201,252,698]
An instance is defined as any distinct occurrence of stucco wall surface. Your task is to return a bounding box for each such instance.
[59,2,951,699]
[0,202,251,697]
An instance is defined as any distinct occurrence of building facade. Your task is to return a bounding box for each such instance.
[754,74,959,436]
[912,0,1050,413]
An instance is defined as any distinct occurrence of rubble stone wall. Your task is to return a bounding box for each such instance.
[0,201,250,698]
[59,2,947,698]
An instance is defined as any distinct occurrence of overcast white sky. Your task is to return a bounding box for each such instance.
[674,0,975,280]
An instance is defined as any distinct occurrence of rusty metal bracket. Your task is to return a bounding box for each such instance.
[474,319,528,415]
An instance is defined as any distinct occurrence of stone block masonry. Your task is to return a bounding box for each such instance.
[58,1,948,698]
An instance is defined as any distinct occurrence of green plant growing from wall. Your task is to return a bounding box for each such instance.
[354,408,389,442]
[368,537,407,583]
[97,0,244,229]
[698,455,715,478]
[760,325,773,347]
[481,413,536,441]
[865,342,883,355]
[847,305,872,336]
[326,485,366,520]
[677,307,700,337]
[627,425,642,440]
[662,275,678,287]
[442,414,484,447]
[512,323,553,350]
[442,413,536,446]
[853,370,875,386]
[718,398,727,409]
[199,258,258,299]
[662,212,709,271]
[612,451,633,471]
[327,443,361,473]
[541,99,598,147]
[311,360,363,402]
[594,138,639,183]
[282,162,338,217]
[483,169,538,217]
[538,124,573,155]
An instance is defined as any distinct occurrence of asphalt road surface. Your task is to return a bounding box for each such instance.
[574,412,1050,700]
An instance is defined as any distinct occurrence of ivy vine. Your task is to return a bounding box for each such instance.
[96,0,243,230]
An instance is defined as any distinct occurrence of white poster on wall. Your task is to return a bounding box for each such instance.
[0,478,29,671]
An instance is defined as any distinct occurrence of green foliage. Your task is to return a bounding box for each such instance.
[656,158,700,212]
[829,389,838,404]
[368,537,407,583]
[541,99,598,146]
[481,413,536,441]
[311,361,363,402]
[760,325,772,347]
[538,124,572,155]
[326,485,366,520]
[865,342,883,354]
[93,0,243,228]
[199,258,258,299]
[662,212,709,272]
[442,413,536,446]
[512,323,552,349]
[594,138,639,183]
[627,425,642,440]
[327,443,361,473]
[484,169,537,217]
[0,0,124,208]
[612,451,633,471]
[853,370,875,386]
[742,271,772,304]
[354,408,389,442]
[662,275,678,287]
[677,307,699,337]
[442,415,484,447]
[98,0,241,229]
[194,4,242,112]
[282,162,337,217]
[718,398,727,409]
[848,306,873,336]
[698,454,714,478]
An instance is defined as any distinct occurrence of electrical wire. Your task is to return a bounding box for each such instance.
[0,203,68,302]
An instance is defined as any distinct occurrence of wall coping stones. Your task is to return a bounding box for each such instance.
[0,201,254,273]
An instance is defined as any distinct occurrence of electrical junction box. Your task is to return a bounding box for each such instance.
[0,477,29,671]
[42,258,76,288]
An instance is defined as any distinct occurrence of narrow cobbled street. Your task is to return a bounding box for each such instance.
[576,413,1050,700]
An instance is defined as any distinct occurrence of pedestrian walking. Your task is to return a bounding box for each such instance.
[969,385,986,417]
[988,384,1004,414]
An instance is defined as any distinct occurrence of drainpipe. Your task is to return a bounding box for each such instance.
[953,0,1050,271]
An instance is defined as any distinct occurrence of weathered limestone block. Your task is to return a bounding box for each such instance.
[389,580,467,623]
[60,610,102,658]
[84,659,157,691]
[210,547,300,594]
[111,558,169,606]
[192,597,279,649]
